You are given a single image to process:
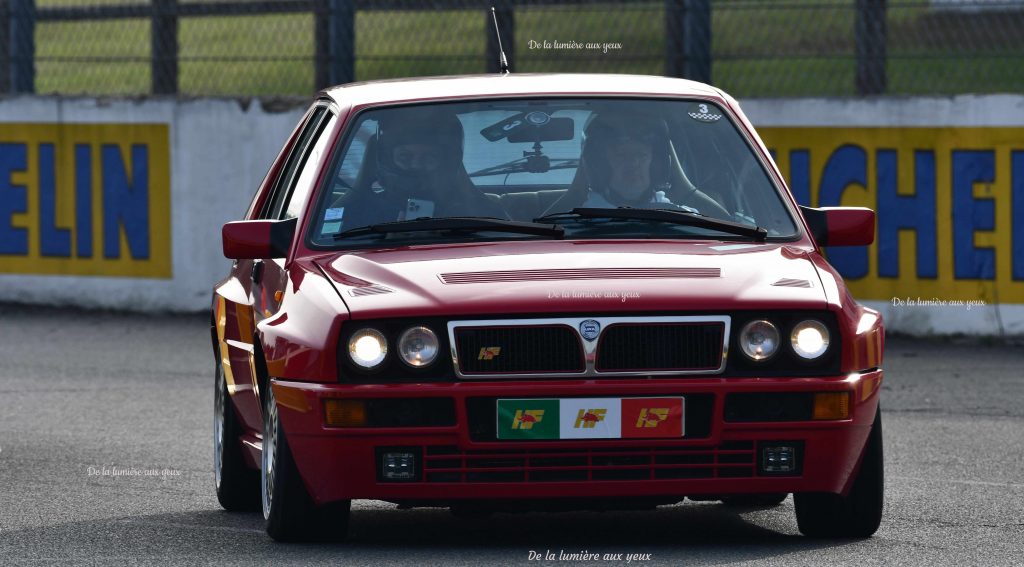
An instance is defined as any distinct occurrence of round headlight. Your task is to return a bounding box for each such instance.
[397,326,439,368]
[791,320,830,359]
[348,328,387,369]
[740,320,780,361]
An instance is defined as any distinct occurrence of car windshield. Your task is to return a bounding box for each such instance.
[308,98,797,248]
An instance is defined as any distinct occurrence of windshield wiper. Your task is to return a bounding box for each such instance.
[333,216,565,240]
[535,207,767,241]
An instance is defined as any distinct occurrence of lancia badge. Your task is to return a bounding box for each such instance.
[579,319,601,341]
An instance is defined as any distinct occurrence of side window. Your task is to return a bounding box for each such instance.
[284,112,338,220]
[261,106,328,220]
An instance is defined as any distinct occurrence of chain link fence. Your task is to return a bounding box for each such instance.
[2,0,1023,98]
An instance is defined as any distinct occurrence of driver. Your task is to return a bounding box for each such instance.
[337,109,507,227]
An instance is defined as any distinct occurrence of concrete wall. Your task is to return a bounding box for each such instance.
[1,94,1022,336]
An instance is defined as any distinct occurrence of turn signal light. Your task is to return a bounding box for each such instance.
[812,392,850,420]
[324,399,367,427]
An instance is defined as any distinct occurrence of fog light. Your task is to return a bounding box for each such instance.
[324,399,367,427]
[762,445,797,474]
[813,392,850,420]
[381,452,418,481]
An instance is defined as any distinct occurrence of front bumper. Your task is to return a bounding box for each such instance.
[272,370,882,506]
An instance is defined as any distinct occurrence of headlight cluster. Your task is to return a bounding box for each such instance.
[739,319,831,362]
[347,326,439,370]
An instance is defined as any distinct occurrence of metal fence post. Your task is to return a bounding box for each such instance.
[486,1,513,74]
[316,0,354,89]
[665,0,711,84]
[329,0,354,86]
[855,0,886,95]
[9,0,35,93]
[0,0,10,93]
[152,0,178,95]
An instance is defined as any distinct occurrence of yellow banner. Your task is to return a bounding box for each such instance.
[0,123,170,278]
[761,127,1024,304]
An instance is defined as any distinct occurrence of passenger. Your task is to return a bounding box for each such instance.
[337,109,507,228]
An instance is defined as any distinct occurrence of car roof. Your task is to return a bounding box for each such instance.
[322,73,723,108]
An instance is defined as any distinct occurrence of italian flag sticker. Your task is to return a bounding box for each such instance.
[497,397,684,440]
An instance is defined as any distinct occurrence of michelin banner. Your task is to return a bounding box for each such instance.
[0,98,303,311]
[0,124,171,278]
[761,127,1024,306]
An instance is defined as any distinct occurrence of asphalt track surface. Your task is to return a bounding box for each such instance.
[1,304,1022,566]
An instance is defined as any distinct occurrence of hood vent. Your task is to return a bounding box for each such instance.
[348,284,394,297]
[771,278,813,288]
[439,267,720,284]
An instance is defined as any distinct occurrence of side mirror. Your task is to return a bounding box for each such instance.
[799,206,875,247]
[222,218,297,260]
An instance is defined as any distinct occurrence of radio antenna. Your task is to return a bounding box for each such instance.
[491,7,510,74]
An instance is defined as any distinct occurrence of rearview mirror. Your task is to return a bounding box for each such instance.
[222,218,297,259]
[799,206,875,247]
[507,117,575,143]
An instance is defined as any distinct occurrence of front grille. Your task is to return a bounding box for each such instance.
[421,441,755,483]
[596,323,724,372]
[466,395,713,441]
[455,326,584,375]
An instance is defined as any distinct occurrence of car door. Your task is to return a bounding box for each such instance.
[217,103,334,434]
[252,105,338,326]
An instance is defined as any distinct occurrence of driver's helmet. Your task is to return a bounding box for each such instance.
[581,112,671,200]
[376,109,464,195]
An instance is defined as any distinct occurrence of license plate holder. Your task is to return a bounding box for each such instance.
[496,397,685,440]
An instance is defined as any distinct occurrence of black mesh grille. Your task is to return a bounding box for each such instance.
[420,442,756,484]
[455,326,583,375]
[596,323,724,372]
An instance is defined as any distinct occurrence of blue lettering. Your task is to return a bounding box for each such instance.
[39,144,72,257]
[788,150,811,206]
[877,150,937,278]
[819,145,869,279]
[1014,151,1024,281]
[952,150,995,280]
[0,143,29,255]
[102,144,150,259]
[76,144,93,258]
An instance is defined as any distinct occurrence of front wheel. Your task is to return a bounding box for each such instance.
[262,382,351,542]
[214,362,260,511]
[794,406,884,538]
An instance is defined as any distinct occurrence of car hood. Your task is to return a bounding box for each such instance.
[313,240,828,320]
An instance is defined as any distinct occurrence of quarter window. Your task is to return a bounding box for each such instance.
[261,105,329,220]
[284,113,338,220]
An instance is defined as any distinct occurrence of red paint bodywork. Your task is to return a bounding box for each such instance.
[822,207,877,247]
[212,74,884,504]
[222,220,276,260]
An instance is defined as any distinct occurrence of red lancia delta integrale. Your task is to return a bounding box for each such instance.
[212,74,884,542]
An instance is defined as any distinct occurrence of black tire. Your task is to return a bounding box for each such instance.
[721,493,788,508]
[214,362,261,511]
[263,383,351,542]
[795,405,884,538]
